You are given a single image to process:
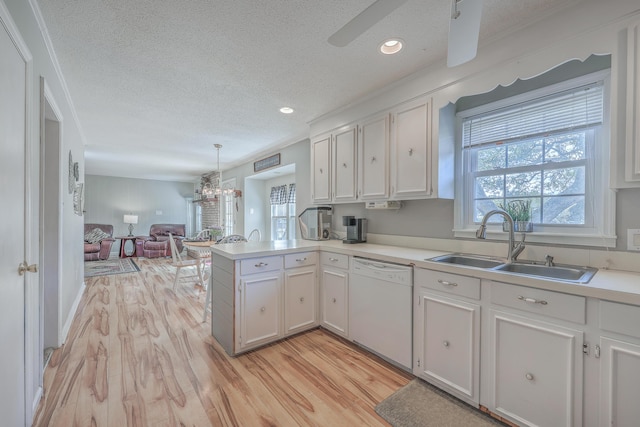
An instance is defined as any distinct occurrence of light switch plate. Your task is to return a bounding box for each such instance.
[627,229,640,251]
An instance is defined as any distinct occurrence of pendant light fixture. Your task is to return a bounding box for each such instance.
[214,143,223,196]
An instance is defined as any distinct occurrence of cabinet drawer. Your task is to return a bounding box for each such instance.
[415,268,480,300]
[490,281,585,324]
[284,252,317,269]
[240,256,282,275]
[321,252,349,270]
[600,300,640,339]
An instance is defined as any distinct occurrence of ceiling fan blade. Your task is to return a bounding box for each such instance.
[328,0,410,47]
[447,0,483,67]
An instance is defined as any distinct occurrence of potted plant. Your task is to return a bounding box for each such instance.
[499,199,533,232]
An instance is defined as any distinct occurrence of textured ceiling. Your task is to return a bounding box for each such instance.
[36,0,572,182]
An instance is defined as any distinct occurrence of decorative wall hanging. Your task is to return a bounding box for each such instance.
[68,150,74,194]
[254,153,280,172]
[73,183,84,216]
[73,162,79,181]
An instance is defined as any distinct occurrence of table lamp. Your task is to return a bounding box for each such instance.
[124,214,138,236]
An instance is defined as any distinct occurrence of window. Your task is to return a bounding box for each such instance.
[270,184,296,240]
[455,71,616,247]
[221,178,236,236]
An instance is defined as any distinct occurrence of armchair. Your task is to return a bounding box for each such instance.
[135,224,186,258]
[84,224,115,261]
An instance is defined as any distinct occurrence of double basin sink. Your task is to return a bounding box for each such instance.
[429,254,597,284]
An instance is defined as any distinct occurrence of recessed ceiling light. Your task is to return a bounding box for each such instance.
[379,38,404,55]
[280,107,294,114]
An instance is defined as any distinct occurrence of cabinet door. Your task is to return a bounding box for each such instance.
[390,97,431,199]
[358,115,389,200]
[488,310,583,427]
[333,125,358,202]
[415,291,480,405]
[625,20,640,183]
[311,135,331,202]
[321,268,348,337]
[239,272,282,350]
[284,266,317,335]
[600,337,640,427]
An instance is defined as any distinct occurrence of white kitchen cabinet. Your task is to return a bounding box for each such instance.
[238,271,282,350]
[358,114,389,200]
[284,264,317,336]
[624,19,640,183]
[320,252,349,337]
[390,96,432,199]
[484,281,585,427]
[413,268,480,405]
[598,300,640,426]
[311,134,331,203]
[311,126,357,204]
[332,125,358,202]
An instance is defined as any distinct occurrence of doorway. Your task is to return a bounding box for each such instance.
[40,79,64,365]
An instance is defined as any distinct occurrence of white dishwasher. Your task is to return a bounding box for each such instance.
[350,257,413,370]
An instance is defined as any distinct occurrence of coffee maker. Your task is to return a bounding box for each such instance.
[342,216,367,244]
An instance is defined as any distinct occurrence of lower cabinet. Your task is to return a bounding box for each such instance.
[484,281,585,427]
[413,268,480,405]
[320,252,349,337]
[284,265,317,335]
[239,271,282,350]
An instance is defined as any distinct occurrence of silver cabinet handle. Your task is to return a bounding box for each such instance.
[332,298,337,303]
[525,373,534,381]
[437,279,458,287]
[329,257,338,262]
[260,306,266,312]
[18,262,38,275]
[255,262,268,267]
[443,340,449,348]
[299,297,304,303]
[409,148,413,156]
[518,296,548,305]
[296,257,307,262]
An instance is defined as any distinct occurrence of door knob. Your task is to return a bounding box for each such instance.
[18,262,38,276]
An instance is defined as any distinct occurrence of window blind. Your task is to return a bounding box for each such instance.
[462,83,604,148]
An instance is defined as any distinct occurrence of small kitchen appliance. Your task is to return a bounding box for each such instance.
[343,216,367,244]
[298,206,332,240]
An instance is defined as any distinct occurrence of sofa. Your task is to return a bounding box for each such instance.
[84,223,115,261]
[135,224,186,258]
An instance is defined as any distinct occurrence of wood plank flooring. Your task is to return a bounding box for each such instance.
[33,257,412,426]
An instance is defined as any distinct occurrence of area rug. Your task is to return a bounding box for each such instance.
[375,379,505,427]
[84,258,140,277]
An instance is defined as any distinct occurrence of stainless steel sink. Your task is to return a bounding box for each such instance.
[492,262,597,283]
[429,254,504,269]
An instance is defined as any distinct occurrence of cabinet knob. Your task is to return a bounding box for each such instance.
[343,163,347,168]
[332,298,337,303]
[319,168,323,174]
[371,156,376,163]
[408,148,414,156]
[525,373,534,381]
[260,306,266,312]
[299,297,304,303]
[443,340,449,348]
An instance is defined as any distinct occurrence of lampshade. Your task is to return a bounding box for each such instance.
[123,215,138,224]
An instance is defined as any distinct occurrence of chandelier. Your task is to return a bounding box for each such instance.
[201,144,230,198]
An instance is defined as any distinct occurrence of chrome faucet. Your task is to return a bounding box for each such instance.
[476,209,526,263]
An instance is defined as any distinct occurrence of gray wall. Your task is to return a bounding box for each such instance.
[84,175,194,244]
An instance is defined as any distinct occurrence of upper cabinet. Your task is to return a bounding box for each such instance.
[390,97,432,199]
[310,135,331,203]
[310,96,454,204]
[358,114,390,200]
[311,125,357,204]
[624,19,640,184]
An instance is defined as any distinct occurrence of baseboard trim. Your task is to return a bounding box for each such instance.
[61,280,85,343]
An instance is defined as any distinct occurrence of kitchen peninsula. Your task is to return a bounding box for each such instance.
[210,239,640,426]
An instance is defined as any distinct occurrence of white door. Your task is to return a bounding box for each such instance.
[311,135,331,202]
[359,114,389,200]
[239,273,282,349]
[332,126,357,202]
[600,337,640,427]
[321,268,348,337]
[0,8,29,425]
[284,266,316,334]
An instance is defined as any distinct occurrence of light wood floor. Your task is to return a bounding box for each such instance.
[33,257,412,426]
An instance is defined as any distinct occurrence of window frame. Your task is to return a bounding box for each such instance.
[453,70,616,247]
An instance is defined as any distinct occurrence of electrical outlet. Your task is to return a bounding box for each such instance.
[627,229,640,251]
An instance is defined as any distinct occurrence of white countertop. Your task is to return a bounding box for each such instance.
[210,239,640,306]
